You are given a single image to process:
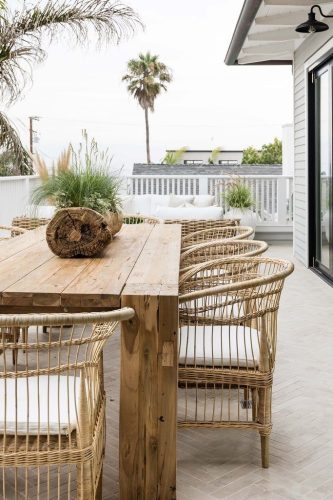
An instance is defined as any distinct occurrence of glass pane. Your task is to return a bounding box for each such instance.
[318,71,331,269]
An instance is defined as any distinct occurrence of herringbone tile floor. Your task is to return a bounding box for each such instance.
[101,243,333,499]
[3,243,331,498]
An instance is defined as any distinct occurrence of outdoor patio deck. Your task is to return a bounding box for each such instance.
[101,242,333,500]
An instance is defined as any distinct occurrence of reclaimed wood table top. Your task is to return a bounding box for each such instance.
[0,223,181,312]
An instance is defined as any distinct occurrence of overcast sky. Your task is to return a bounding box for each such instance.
[8,0,293,175]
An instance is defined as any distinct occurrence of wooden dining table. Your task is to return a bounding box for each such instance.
[0,222,181,500]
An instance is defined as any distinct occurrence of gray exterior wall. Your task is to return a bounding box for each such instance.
[293,25,333,265]
[132,164,282,176]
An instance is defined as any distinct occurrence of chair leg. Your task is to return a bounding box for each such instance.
[260,434,270,468]
[258,386,272,468]
[76,460,93,500]
[95,466,103,500]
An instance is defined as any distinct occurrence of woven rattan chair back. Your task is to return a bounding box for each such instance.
[180,239,268,275]
[122,214,162,225]
[11,216,50,235]
[181,225,254,251]
[164,218,240,237]
[0,224,26,241]
[0,308,134,499]
[178,256,294,468]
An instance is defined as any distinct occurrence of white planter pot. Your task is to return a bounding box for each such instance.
[225,208,257,238]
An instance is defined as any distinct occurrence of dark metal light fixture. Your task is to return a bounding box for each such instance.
[296,4,333,33]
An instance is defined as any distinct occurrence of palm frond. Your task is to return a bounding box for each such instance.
[0,0,142,103]
[122,51,172,112]
[0,111,33,175]
[208,146,221,164]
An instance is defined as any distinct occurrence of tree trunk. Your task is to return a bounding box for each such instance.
[144,107,151,164]
[46,207,112,258]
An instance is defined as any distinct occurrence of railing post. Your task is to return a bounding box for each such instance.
[25,176,30,206]
[198,176,208,195]
[277,177,287,225]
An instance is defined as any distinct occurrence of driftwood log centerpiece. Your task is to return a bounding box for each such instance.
[46,207,113,258]
[105,211,123,236]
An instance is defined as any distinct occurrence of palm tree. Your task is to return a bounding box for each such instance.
[122,52,172,164]
[208,146,222,164]
[162,146,187,165]
[0,0,141,174]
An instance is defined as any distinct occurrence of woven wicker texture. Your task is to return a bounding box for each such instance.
[178,256,294,468]
[0,308,134,499]
[165,218,240,237]
[180,239,268,275]
[181,225,254,251]
[0,224,26,240]
[122,214,162,225]
[11,216,50,237]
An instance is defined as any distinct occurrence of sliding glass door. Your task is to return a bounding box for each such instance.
[311,60,333,280]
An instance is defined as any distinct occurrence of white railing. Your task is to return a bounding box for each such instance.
[0,174,294,231]
[0,175,41,226]
[127,175,293,229]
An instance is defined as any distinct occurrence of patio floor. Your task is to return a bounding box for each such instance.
[100,242,333,499]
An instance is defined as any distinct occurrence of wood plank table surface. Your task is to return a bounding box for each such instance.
[0,223,181,500]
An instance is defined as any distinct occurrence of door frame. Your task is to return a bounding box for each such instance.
[308,56,333,283]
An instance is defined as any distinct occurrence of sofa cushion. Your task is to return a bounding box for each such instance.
[155,205,223,220]
[120,195,152,215]
[179,325,259,367]
[193,195,215,207]
[150,195,170,214]
[169,194,194,207]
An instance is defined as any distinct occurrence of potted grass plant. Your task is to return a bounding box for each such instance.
[223,177,257,235]
[32,133,123,257]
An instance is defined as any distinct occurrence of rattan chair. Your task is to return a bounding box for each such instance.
[180,239,268,276]
[0,224,26,240]
[181,225,254,251]
[122,214,162,224]
[178,257,294,468]
[164,218,240,237]
[11,216,50,234]
[0,308,134,499]
[0,225,27,363]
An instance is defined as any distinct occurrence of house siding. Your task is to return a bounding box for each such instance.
[293,28,333,265]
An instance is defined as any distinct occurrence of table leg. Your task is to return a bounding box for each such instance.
[119,294,178,500]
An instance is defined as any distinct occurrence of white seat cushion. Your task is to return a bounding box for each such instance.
[0,375,80,435]
[179,325,260,367]
[155,205,223,220]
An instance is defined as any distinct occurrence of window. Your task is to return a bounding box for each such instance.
[218,160,239,165]
[309,57,333,282]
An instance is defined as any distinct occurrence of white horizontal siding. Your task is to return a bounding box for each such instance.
[293,28,333,265]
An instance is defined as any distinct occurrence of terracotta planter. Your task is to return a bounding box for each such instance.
[105,211,123,236]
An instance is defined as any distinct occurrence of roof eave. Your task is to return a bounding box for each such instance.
[225,0,263,66]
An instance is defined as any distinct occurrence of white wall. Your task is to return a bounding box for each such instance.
[293,25,333,266]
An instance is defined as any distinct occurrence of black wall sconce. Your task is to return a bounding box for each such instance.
[295,4,333,33]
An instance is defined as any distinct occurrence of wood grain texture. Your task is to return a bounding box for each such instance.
[0,223,182,499]
[0,224,154,310]
[120,224,181,500]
